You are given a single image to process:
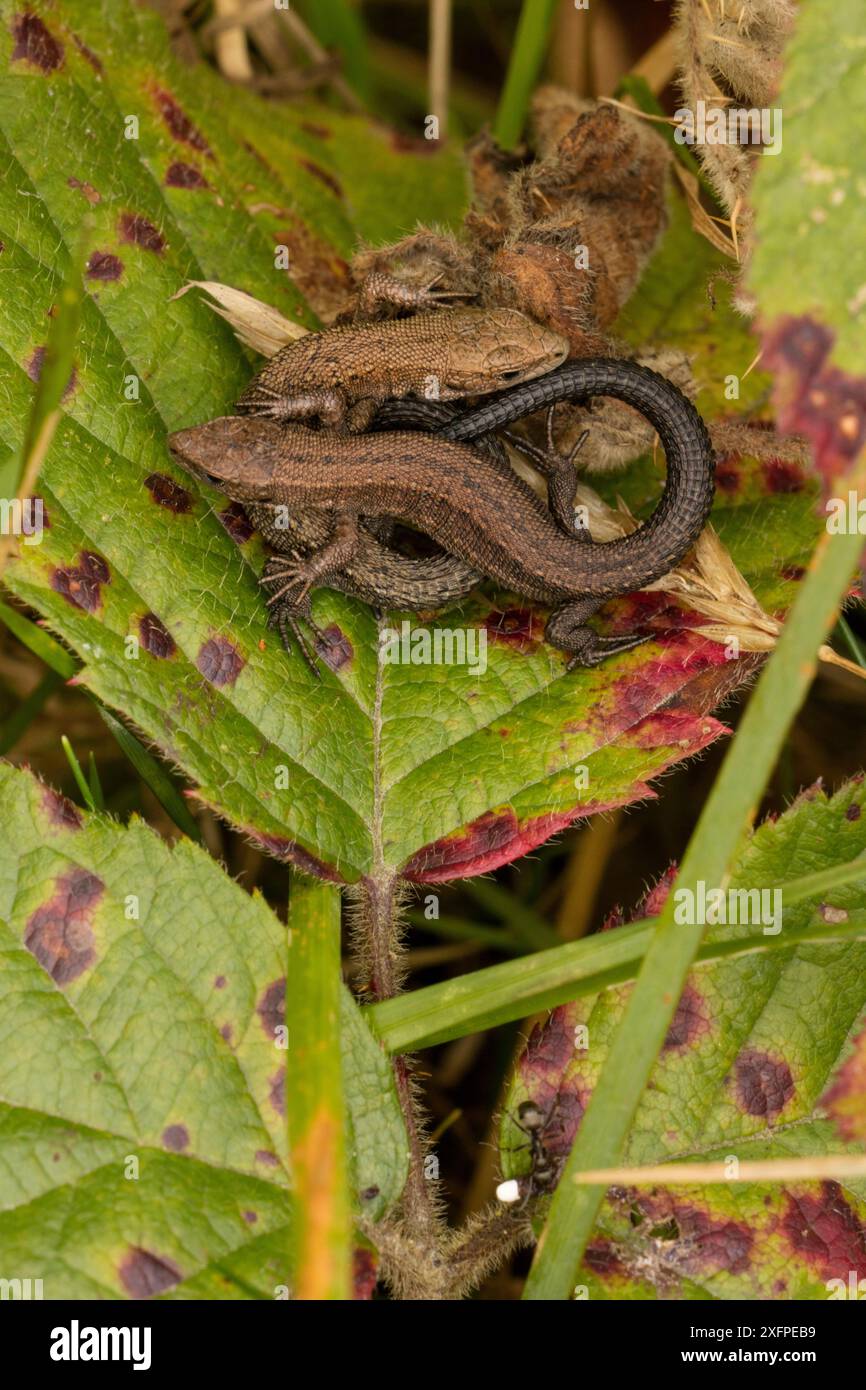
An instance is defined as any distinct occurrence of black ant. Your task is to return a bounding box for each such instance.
[497,1098,565,1207]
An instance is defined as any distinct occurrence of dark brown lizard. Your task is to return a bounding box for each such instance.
[234,306,569,429]
[170,359,715,669]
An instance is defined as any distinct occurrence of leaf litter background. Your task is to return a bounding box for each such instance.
[0,0,862,1299]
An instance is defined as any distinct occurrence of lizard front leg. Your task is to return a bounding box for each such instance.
[352,270,473,321]
[501,408,591,538]
[236,384,348,430]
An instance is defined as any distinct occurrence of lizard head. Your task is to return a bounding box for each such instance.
[169,416,284,500]
[436,308,568,396]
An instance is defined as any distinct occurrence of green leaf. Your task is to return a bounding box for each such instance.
[505,779,866,1300]
[748,0,866,492]
[0,761,405,1297]
[493,0,560,149]
[749,0,866,376]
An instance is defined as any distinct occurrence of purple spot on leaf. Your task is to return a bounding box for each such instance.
[197,636,245,686]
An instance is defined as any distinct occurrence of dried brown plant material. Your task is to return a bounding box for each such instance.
[349,90,671,356]
[673,0,796,248]
[172,280,308,354]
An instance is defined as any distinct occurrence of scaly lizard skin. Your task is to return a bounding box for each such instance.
[170,360,714,669]
[243,398,493,616]
[234,306,569,429]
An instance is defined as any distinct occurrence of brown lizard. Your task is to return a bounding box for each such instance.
[170,359,715,669]
[234,306,569,429]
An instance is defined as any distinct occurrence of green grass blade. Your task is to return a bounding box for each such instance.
[60,734,97,812]
[96,709,202,843]
[464,878,559,951]
[493,0,559,149]
[294,0,372,102]
[369,911,866,1054]
[837,613,866,668]
[287,878,351,1300]
[0,601,77,678]
[409,910,527,954]
[522,491,866,1300]
[87,750,105,812]
[1,222,88,578]
[0,669,65,755]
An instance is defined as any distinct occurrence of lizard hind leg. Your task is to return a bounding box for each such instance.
[545,598,649,670]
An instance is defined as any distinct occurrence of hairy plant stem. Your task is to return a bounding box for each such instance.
[359,620,527,1297]
[357,872,443,1252]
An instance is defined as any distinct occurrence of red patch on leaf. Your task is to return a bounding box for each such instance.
[24,867,102,983]
[483,607,540,650]
[353,1247,379,1300]
[165,161,209,190]
[639,863,678,918]
[391,131,440,156]
[118,213,166,255]
[11,12,63,70]
[257,978,285,1040]
[71,33,102,72]
[153,89,212,156]
[269,1066,286,1117]
[846,802,862,822]
[781,563,806,582]
[218,502,254,544]
[714,459,741,492]
[51,550,110,613]
[299,159,343,199]
[246,831,343,882]
[763,457,805,494]
[584,1241,626,1278]
[41,784,83,830]
[821,1024,866,1142]
[118,1247,182,1299]
[139,612,176,659]
[86,250,123,282]
[315,624,353,670]
[650,1198,754,1277]
[162,1124,189,1152]
[197,636,245,686]
[781,1182,866,1280]
[663,982,710,1053]
[27,346,76,400]
[762,316,866,488]
[523,1010,575,1078]
[144,472,193,513]
[733,1048,795,1118]
[402,699,726,882]
[255,1149,279,1167]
